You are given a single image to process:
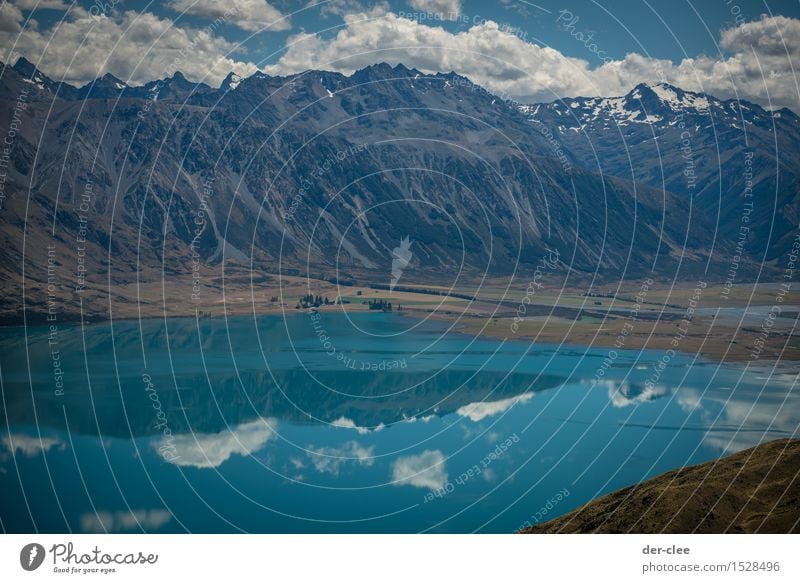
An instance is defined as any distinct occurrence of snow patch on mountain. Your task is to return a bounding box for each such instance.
[520,82,788,132]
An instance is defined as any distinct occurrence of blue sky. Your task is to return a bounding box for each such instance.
[3,0,800,108]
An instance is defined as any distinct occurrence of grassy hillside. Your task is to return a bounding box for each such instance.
[521,439,800,533]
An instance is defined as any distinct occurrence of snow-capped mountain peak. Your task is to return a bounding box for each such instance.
[521,82,796,132]
[221,72,243,91]
[644,83,709,111]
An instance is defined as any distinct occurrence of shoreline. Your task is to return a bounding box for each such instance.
[2,276,797,365]
[435,310,800,364]
[3,300,798,369]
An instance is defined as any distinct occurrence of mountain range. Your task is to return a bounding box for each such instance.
[1,57,797,319]
[526,82,800,262]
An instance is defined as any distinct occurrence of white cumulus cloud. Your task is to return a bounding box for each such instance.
[0,3,23,33]
[1,9,259,87]
[264,11,800,110]
[307,440,374,475]
[391,449,447,490]
[330,416,385,434]
[407,0,462,20]
[166,0,291,32]
[13,0,71,9]
[80,508,172,533]
[607,381,671,408]
[456,392,534,422]
[4,8,798,109]
[159,418,277,469]
[2,433,64,457]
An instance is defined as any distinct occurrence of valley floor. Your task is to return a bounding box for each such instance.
[10,271,796,365]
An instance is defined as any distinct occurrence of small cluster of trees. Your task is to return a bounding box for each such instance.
[296,294,350,309]
[295,293,401,312]
[366,299,395,311]
[297,294,333,309]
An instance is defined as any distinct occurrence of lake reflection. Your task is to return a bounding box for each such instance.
[0,313,797,532]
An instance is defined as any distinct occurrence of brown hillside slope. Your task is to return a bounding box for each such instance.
[521,439,800,533]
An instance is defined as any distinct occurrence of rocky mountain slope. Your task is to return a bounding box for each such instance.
[0,60,795,321]
[526,83,800,261]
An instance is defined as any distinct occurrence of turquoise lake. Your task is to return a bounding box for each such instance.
[1,312,797,533]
